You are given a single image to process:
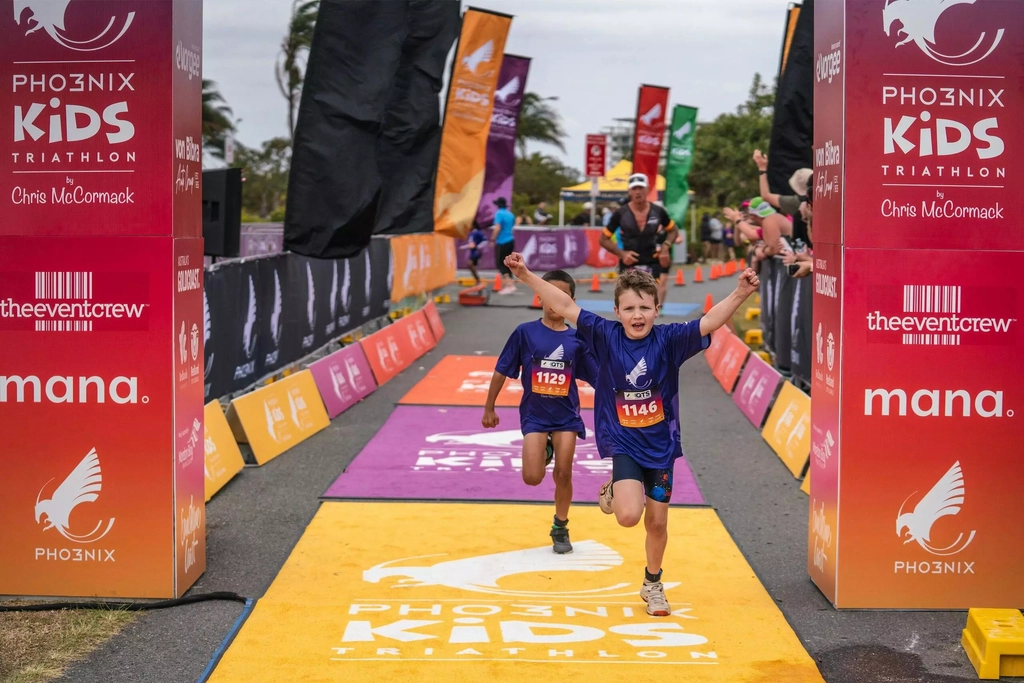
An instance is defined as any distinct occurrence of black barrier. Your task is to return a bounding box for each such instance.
[774,263,796,374]
[760,258,777,355]
[791,273,813,385]
[203,243,392,401]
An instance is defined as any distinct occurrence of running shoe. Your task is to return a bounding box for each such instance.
[550,524,572,554]
[545,433,554,466]
[640,579,671,617]
[598,478,613,514]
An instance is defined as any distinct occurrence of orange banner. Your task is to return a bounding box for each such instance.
[226,370,330,466]
[762,381,811,478]
[204,400,245,502]
[391,234,457,301]
[434,9,512,238]
[712,332,751,393]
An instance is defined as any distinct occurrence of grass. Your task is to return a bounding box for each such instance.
[0,604,136,683]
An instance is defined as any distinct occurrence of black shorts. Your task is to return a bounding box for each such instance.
[618,261,666,280]
[612,454,673,503]
[495,241,514,275]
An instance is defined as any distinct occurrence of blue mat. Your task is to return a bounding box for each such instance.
[577,299,699,317]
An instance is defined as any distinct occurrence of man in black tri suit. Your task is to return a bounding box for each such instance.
[599,172,678,308]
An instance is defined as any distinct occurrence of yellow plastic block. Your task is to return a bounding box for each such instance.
[442,293,451,304]
[457,277,477,286]
[745,307,761,320]
[757,351,771,362]
[962,608,1024,679]
[755,293,761,305]
[744,329,763,345]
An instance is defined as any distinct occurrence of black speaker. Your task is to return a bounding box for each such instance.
[202,168,242,257]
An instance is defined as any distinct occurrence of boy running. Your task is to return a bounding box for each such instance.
[460,221,488,284]
[503,252,759,616]
[482,270,598,555]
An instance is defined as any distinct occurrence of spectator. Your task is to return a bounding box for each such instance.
[570,202,594,226]
[708,212,724,260]
[752,149,811,220]
[699,212,712,263]
[516,210,533,226]
[727,197,792,264]
[601,205,613,227]
[721,213,737,261]
[533,202,553,225]
[492,197,517,294]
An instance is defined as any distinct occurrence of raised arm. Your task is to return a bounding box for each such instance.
[504,252,581,325]
[753,150,782,209]
[699,268,760,336]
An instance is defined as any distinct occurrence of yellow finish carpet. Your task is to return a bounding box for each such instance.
[209,502,823,682]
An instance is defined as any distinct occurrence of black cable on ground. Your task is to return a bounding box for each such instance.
[0,591,249,612]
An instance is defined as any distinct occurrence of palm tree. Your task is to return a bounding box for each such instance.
[276,0,319,139]
[515,93,566,159]
[202,79,236,159]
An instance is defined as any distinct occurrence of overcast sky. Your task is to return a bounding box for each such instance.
[203,0,796,169]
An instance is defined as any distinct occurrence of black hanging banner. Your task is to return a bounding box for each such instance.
[375,1,461,236]
[766,0,813,197]
[285,1,460,257]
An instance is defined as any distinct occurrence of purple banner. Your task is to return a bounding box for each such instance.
[457,228,592,271]
[308,343,377,418]
[732,352,782,428]
[322,406,705,505]
[474,55,531,229]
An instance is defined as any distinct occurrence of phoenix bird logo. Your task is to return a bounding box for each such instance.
[35,448,115,543]
[178,321,188,364]
[386,249,394,295]
[816,323,824,365]
[461,40,494,74]
[673,121,692,140]
[882,0,1004,66]
[626,357,652,390]
[305,262,316,332]
[345,357,362,388]
[639,103,663,126]
[287,390,301,428]
[364,541,678,598]
[340,260,352,315]
[329,262,339,320]
[264,401,279,442]
[563,235,577,263]
[494,75,521,104]
[190,322,199,362]
[270,270,283,347]
[520,236,538,267]
[897,461,976,555]
[548,344,565,361]
[330,364,348,400]
[403,245,417,290]
[203,290,213,380]
[14,1,135,51]
[242,276,257,359]
[364,250,373,304]
[773,401,800,439]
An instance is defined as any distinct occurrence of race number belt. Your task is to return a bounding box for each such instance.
[615,385,665,427]
[531,357,573,397]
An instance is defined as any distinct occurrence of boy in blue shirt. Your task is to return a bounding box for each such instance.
[502,252,759,616]
[482,270,598,555]
[460,220,488,284]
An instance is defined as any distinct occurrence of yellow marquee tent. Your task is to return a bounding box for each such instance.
[559,159,666,200]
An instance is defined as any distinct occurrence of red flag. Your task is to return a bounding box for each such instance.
[631,85,670,201]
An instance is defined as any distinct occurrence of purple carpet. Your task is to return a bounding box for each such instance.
[322,406,706,506]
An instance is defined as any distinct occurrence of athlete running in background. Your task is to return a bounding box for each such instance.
[599,173,677,311]
[482,270,599,555]
[503,252,760,616]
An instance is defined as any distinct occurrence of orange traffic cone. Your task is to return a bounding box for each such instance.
[725,261,735,276]
[590,273,601,292]
[736,258,744,272]
[694,266,704,283]
[709,264,719,280]
[531,293,541,308]
[674,269,686,286]
[704,293,714,314]
[493,273,503,291]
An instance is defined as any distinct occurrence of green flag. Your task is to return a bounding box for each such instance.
[664,104,698,227]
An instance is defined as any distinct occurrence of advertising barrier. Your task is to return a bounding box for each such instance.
[762,381,811,479]
[226,369,330,466]
[203,400,245,501]
[711,332,751,393]
[810,0,1023,608]
[732,352,783,428]
[0,0,205,599]
[422,300,446,343]
[703,327,731,371]
[391,233,456,302]
[308,343,377,419]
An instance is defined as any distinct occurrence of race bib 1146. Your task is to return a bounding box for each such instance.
[616,387,665,427]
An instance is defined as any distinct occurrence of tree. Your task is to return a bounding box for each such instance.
[276,0,319,139]
[231,138,292,219]
[688,73,776,208]
[515,93,566,159]
[202,79,236,160]
[513,153,581,205]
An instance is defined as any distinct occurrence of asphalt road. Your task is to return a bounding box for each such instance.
[59,272,977,683]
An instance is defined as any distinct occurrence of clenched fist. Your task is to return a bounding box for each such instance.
[737,268,760,297]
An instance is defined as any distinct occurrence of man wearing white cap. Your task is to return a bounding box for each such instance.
[599,172,677,308]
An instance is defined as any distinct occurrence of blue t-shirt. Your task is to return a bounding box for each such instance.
[575,309,710,469]
[468,227,486,260]
[494,208,515,245]
[495,319,598,438]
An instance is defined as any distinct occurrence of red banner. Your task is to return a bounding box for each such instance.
[631,85,669,201]
[585,134,606,178]
[810,0,1023,609]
